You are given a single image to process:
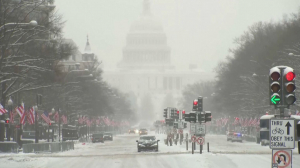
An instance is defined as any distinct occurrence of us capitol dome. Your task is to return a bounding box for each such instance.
[118,0,173,70]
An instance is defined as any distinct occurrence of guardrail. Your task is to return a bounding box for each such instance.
[23,142,74,153]
[0,142,19,153]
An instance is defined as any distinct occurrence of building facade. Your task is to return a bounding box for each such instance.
[102,0,211,120]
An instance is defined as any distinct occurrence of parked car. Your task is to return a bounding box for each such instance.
[139,129,148,135]
[227,131,234,141]
[136,135,159,152]
[104,132,113,141]
[91,133,104,143]
[231,133,243,142]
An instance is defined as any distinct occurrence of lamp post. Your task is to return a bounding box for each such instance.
[34,105,39,143]
[7,97,13,141]
[58,108,61,142]
[51,108,55,142]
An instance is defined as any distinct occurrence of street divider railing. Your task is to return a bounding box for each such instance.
[23,142,74,153]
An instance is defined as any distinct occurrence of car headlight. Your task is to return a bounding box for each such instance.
[138,144,145,147]
[151,143,157,147]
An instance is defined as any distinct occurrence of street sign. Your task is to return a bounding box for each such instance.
[272,149,292,168]
[196,124,206,134]
[190,123,196,135]
[270,119,295,149]
[191,136,196,142]
[196,137,205,145]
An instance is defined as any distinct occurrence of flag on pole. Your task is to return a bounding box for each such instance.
[61,115,67,124]
[54,111,59,123]
[26,111,34,125]
[0,104,8,115]
[41,111,51,124]
[20,111,26,125]
[29,107,35,124]
[15,103,24,117]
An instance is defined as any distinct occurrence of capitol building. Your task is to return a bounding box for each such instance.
[102,0,211,120]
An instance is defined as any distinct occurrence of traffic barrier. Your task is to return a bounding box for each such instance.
[23,142,74,153]
[0,142,19,153]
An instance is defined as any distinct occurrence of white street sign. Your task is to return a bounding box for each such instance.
[196,124,206,134]
[270,119,295,149]
[190,123,196,135]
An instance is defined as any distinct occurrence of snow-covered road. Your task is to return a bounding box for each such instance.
[1,133,300,168]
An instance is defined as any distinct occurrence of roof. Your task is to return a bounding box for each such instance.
[260,115,275,119]
[83,35,93,54]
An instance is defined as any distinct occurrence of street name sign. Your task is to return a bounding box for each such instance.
[270,119,295,149]
[196,124,206,134]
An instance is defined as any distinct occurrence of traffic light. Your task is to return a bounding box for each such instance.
[185,112,196,122]
[173,122,178,129]
[184,122,187,128]
[182,110,185,119]
[163,108,167,118]
[166,119,174,126]
[283,67,296,105]
[192,99,198,111]
[198,96,203,112]
[205,111,212,122]
[198,112,205,123]
[5,119,9,124]
[269,67,281,105]
[176,110,180,119]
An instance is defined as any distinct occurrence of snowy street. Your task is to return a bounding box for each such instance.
[1,132,300,168]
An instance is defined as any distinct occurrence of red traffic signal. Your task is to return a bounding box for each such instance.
[193,100,198,105]
[182,110,185,114]
[5,120,9,124]
[177,111,179,114]
[286,71,295,81]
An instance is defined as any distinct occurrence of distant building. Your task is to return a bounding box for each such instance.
[59,36,97,72]
[102,0,211,119]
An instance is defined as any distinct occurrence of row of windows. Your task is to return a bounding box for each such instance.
[127,39,166,45]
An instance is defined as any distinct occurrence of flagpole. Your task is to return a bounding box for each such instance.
[58,108,60,142]
[35,105,38,143]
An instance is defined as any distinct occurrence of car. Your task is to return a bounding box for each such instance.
[227,131,234,141]
[136,135,159,152]
[91,133,104,143]
[129,129,136,134]
[231,133,242,142]
[139,129,148,135]
[103,132,113,141]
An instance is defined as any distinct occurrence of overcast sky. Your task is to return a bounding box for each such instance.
[55,0,300,75]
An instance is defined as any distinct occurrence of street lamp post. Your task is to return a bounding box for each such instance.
[58,108,61,142]
[7,97,13,141]
[51,108,55,142]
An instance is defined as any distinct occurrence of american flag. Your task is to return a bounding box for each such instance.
[26,111,34,125]
[86,119,91,127]
[20,111,26,125]
[41,111,51,124]
[53,112,59,123]
[61,115,67,124]
[96,118,100,125]
[15,103,24,117]
[29,107,35,124]
[233,117,239,125]
[251,118,258,126]
[0,104,7,115]
[10,110,16,124]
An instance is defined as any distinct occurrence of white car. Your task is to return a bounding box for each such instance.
[231,133,242,142]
